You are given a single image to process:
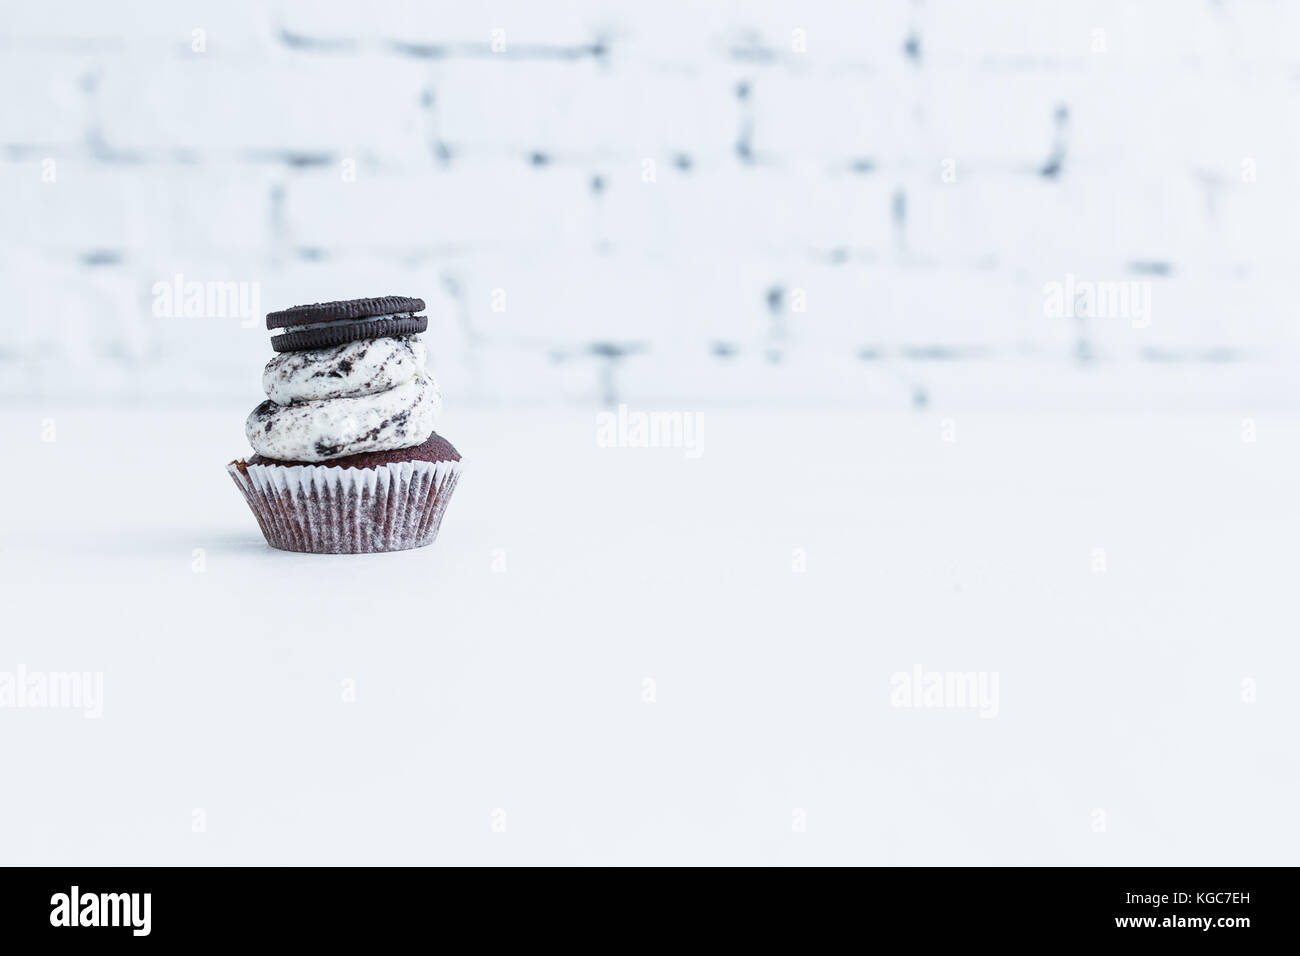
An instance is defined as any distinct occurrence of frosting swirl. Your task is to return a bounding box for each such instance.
[245,334,440,462]
[262,337,427,404]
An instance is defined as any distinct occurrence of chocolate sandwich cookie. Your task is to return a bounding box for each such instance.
[266,295,428,352]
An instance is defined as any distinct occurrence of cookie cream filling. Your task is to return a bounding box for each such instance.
[263,336,427,405]
[268,311,420,333]
[246,376,441,462]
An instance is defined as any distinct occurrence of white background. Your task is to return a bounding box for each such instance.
[1,1,1298,865]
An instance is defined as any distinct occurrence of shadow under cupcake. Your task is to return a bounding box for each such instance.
[227,295,463,554]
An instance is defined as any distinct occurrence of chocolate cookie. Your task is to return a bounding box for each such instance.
[266,296,428,352]
[267,296,425,330]
[271,316,427,353]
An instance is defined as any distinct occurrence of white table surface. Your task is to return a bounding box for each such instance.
[1,405,1297,865]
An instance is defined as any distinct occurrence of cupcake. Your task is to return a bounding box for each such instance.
[227,295,463,554]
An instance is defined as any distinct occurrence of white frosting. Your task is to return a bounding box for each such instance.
[245,334,441,462]
[247,377,441,462]
[263,337,427,405]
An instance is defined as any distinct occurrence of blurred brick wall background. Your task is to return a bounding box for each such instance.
[1,0,1297,408]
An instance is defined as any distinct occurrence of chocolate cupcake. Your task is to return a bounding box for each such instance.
[227,296,463,554]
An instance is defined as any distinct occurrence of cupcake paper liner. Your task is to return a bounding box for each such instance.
[226,457,463,554]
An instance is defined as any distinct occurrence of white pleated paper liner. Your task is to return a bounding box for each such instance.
[226,457,463,554]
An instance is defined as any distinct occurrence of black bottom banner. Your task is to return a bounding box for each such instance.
[0,866,1284,943]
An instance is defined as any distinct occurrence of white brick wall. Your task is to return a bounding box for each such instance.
[1,0,1297,407]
